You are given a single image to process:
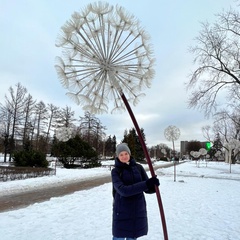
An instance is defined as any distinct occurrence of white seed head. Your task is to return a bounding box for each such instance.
[55,2,155,114]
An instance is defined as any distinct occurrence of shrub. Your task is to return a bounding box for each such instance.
[160,156,168,161]
[13,150,49,168]
[51,135,100,168]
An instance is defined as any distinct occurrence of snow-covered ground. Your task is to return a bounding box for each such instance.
[0,159,240,240]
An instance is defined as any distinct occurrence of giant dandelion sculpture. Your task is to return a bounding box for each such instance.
[55,2,168,239]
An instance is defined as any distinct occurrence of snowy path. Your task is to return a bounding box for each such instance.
[0,161,240,239]
[0,162,170,212]
[0,175,111,212]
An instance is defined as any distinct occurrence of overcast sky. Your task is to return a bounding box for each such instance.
[0,0,236,150]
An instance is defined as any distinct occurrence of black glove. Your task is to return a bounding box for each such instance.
[146,176,160,189]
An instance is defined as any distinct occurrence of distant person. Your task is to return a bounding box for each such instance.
[111,143,159,240]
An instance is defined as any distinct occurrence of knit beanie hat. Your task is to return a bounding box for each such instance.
[116,143,131,157]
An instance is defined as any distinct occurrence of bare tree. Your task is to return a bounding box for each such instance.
[187,7,240,117]
[22,94,36,146]
[34,101,48,150]
[4,83,27,161]
[0,102,12,162]
[58,106,76,128]
[214,110,239,141]
[79,111,106,155]
[203,107,240,162]
[45,104,59,144]
[79,111,95,143]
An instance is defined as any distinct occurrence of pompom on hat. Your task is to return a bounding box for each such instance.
[116,143,131,157]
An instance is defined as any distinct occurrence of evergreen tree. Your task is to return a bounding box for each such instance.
[51,134,99,168]
[209,133,223,159]
[121,128,145,162]
[104,135,116,158]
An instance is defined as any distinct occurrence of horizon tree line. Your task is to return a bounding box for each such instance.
[0,83,114,162]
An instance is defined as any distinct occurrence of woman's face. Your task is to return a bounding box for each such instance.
[118,151,130,163]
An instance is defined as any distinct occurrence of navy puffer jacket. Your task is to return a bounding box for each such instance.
[111,157,152,238]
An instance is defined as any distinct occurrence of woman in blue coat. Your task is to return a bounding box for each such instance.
[111,143,159,240]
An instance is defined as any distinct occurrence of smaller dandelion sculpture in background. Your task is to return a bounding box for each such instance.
[164,125,180,182]
[55,127,73,142]
[55,2,168,239]
[164,125,180,156]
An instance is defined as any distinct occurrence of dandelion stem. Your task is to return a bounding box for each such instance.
[120,92,169,240]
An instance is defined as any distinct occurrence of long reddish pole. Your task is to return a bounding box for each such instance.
[121,92,168,240]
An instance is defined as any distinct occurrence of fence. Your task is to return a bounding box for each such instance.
[0,166,55,182]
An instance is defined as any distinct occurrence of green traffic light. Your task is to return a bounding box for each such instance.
[206,142,211,151]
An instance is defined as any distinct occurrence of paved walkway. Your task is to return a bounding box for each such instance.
[0,162,175,213]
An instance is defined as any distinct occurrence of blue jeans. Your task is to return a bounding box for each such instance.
[112,238,137,240]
